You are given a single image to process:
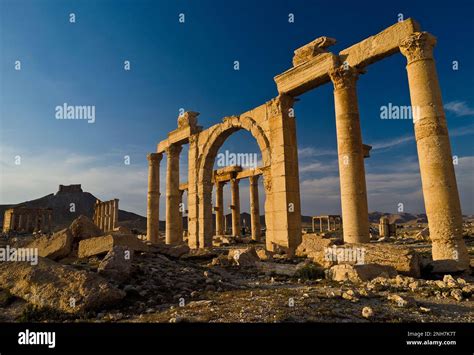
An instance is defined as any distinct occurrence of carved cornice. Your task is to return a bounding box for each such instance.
[399,32,436,64]
[329,66,359,90]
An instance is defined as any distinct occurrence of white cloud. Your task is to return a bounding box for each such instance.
[299,160,338,174]
[298,146,337,159]
[444,101,474,117]
[371,134,414,150]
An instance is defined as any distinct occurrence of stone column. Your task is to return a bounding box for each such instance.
[98,203,103,231]
[329,66,370,244]
[379,217,390,238]
[187,135,200,248]
[327,217,331,231]
[249,175,261,241]
[230,177,241,237]
[224,212,228,235]
[113,199,119,230]
[105,202,111,231]
[400,32,469,270]
[146,152,163,244]
[10,212,16,232]
[215,181,225,236]
[165,144,182,244]
[177,189,184,241]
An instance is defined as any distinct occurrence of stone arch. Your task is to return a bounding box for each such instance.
[198,115,271,182]
[195,115,272,247]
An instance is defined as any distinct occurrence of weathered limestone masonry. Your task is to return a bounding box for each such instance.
[329,66,370,243]
[165,144,182,245]
[93,199,119,232]
[379,216,390,238]
[399,32,469,270]
[214,181,225,236]
[146,153,162,243]
[3,207,52,233]
[312,215,341,233]
[230,177,241,237]
[149,19,469,270]
[249,175,261,241]
[212,166,262,239]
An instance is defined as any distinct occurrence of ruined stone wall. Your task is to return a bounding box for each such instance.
[93,199,119,232]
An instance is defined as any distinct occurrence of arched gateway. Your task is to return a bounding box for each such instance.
[147,18,469,272]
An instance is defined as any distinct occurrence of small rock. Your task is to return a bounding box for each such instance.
[362,306,373,319]
[443,275,458,288]
[342,290,359,302]
[388,294,409,307]
[451,289,463,301]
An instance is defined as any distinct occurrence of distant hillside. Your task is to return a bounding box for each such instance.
[0,185,146,232]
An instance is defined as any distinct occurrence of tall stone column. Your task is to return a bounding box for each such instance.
[215,181,225,235]
[113,199,119,230]
[249,175,261,241]
[18,214,24,232]
[99,203,105,231]
[166,144,182,244]
[177,189,184,241]
[105,202,111,231]
[329,66,370,244]
[10,212,16,232]
[230,177,241,237]
[187,135,200,248]
[146,152,163,244]
[400,32,469,270]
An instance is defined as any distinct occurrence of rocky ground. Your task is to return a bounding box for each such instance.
[0,216,473,323]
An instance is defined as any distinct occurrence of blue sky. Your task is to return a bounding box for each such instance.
[1,0,473,217]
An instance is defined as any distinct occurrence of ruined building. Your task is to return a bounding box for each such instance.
[146,19,469,271]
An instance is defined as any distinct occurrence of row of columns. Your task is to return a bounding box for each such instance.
[6,209,52,233]
[214,175,261,240]
[312,215,341,233]
[147,144,184,245]
[328,32,468,268]
[147,147,262,244]
[94,199,119,232]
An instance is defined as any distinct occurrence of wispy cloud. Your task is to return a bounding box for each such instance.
[444,101,474,117]
[451,124,474,137]
[298,147,337,159]
[371,135,414,150]
[299,160,338,174]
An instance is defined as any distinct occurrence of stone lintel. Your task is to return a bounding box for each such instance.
[339,18,421,68]
[213,167,263,183]
[274,52,339,96]
[157,125,202,153]
[179,183,188,191]
[274,19,421,96]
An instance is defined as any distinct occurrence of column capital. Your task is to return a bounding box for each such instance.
[166,144,183,157]
[399,32,436,64]
[147,152,163,164]
[329,66,359,90]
